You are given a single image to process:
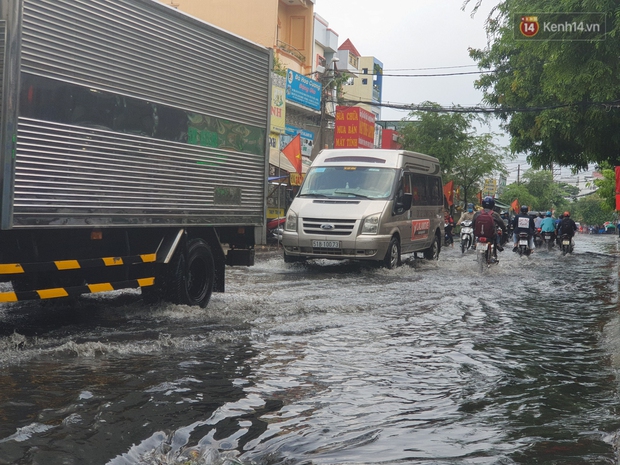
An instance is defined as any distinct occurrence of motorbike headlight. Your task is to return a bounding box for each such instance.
[362,214,380,235]
[285,210,298,232]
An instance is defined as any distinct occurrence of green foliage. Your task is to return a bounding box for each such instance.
[400,102,474,170]
[273,56,286,77]
[400,102,507,205]
[470,0,620,171]
[592,167,616,210]
[572,193,614,225]
[499,169,574,212]
[451,133,507,205]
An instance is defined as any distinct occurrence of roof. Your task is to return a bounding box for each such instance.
[338,38,361,57]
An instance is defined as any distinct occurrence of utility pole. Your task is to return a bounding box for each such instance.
[517,164,520,185]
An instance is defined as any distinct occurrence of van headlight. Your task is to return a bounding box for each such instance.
[285,210,298,232]
[362,214,380,235]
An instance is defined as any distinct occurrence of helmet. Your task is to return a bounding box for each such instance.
[564,211,570,217]
[467,203,474,212]
[546,211,552,217]
[520,205,528,213]
[482,196,495,209]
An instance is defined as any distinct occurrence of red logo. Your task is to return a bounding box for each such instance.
[520,16,539,37]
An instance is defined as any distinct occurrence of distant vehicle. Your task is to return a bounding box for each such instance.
[281,149,444,268]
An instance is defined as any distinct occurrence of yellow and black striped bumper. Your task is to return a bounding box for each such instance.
[0,277,155,302]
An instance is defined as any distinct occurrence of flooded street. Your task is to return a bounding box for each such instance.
[0,234,618,465]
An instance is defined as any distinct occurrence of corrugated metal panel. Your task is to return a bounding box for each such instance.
[20,0,270,128]
[8,0,270,228]
[12,120,265,226]
[0,21,5,114]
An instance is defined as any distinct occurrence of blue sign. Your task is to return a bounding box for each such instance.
[286,69,322,111]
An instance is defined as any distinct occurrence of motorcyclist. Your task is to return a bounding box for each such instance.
[444,209,454,247]
[457,203,475,225]
[512,205,536,252]
[472,196,504,252]
[557,211,578,247]
[539,211,556,244]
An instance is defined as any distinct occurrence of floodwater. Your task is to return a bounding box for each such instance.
[0,234,618,465]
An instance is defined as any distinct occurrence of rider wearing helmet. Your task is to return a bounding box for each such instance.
[473,196,505,252]
[557,211,577,244]
[512,205,536,252]
[540,210,556,243]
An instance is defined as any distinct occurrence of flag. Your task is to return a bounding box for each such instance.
[511,198,519,213]
[615,166,620,211]
[443,181,454,206]
[476,191,482,205]
[281,134,302,174]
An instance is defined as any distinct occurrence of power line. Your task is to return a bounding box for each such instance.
[330,98,620,114]
[348,70,492,77]
[383,65,479,71]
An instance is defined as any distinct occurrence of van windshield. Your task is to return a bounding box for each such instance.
[299,166,397,200]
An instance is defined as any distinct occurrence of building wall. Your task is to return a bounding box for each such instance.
[344,56,382,120]
[155,0,314,74]
[155,0,277,47]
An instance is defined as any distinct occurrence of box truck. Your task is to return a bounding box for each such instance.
[0,0,271,307]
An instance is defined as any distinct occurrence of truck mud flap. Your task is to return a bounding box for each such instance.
[0,277,155,302]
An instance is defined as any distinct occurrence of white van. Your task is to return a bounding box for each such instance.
[281,149,444,268]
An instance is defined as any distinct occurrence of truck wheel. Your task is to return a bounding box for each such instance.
[382,237,401,269]
[168,239,214,308]
[423,233,440,260]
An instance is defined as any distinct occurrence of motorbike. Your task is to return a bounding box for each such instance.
[560,233,574,256]
[267,217,286,242]
[475,226,502,270]
[444,222,454,247]
[533,228,543,248]
[460,220,474,253]
[517,231,532,257]
[541,231,555,251]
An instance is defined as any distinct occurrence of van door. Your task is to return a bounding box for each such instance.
[393,173,414,253]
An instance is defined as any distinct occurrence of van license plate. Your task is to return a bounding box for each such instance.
[313,240,340,248]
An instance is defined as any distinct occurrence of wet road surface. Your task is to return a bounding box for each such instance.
[0,234,618,464]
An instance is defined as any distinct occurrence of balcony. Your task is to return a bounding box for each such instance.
[277,40,305,63]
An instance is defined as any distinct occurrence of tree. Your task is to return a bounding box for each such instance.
[572,193,613,226]
[399,102,474,172]
[592,166,616,211]
[400,102,507,205]
[451,133,506,206]
[469,0,620,171]
[498,169,574,213]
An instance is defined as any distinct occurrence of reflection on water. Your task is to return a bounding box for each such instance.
[0,235,617,464]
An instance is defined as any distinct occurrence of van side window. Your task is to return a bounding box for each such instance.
[401,173,412,195]
[428,176,442,205]
[411,173,429,206]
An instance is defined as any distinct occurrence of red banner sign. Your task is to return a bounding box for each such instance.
[334,106,375,149]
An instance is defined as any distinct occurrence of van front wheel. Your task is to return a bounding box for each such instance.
[382,237,401,269]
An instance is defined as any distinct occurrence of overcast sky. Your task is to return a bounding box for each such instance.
[313,0,594,186]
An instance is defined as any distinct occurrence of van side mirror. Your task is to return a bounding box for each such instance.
[394,192,412,214]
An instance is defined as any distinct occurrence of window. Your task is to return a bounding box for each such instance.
[411,173,429,205]
[362,78,368,85]
[363,68,368,74]
[428,176,443,205]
